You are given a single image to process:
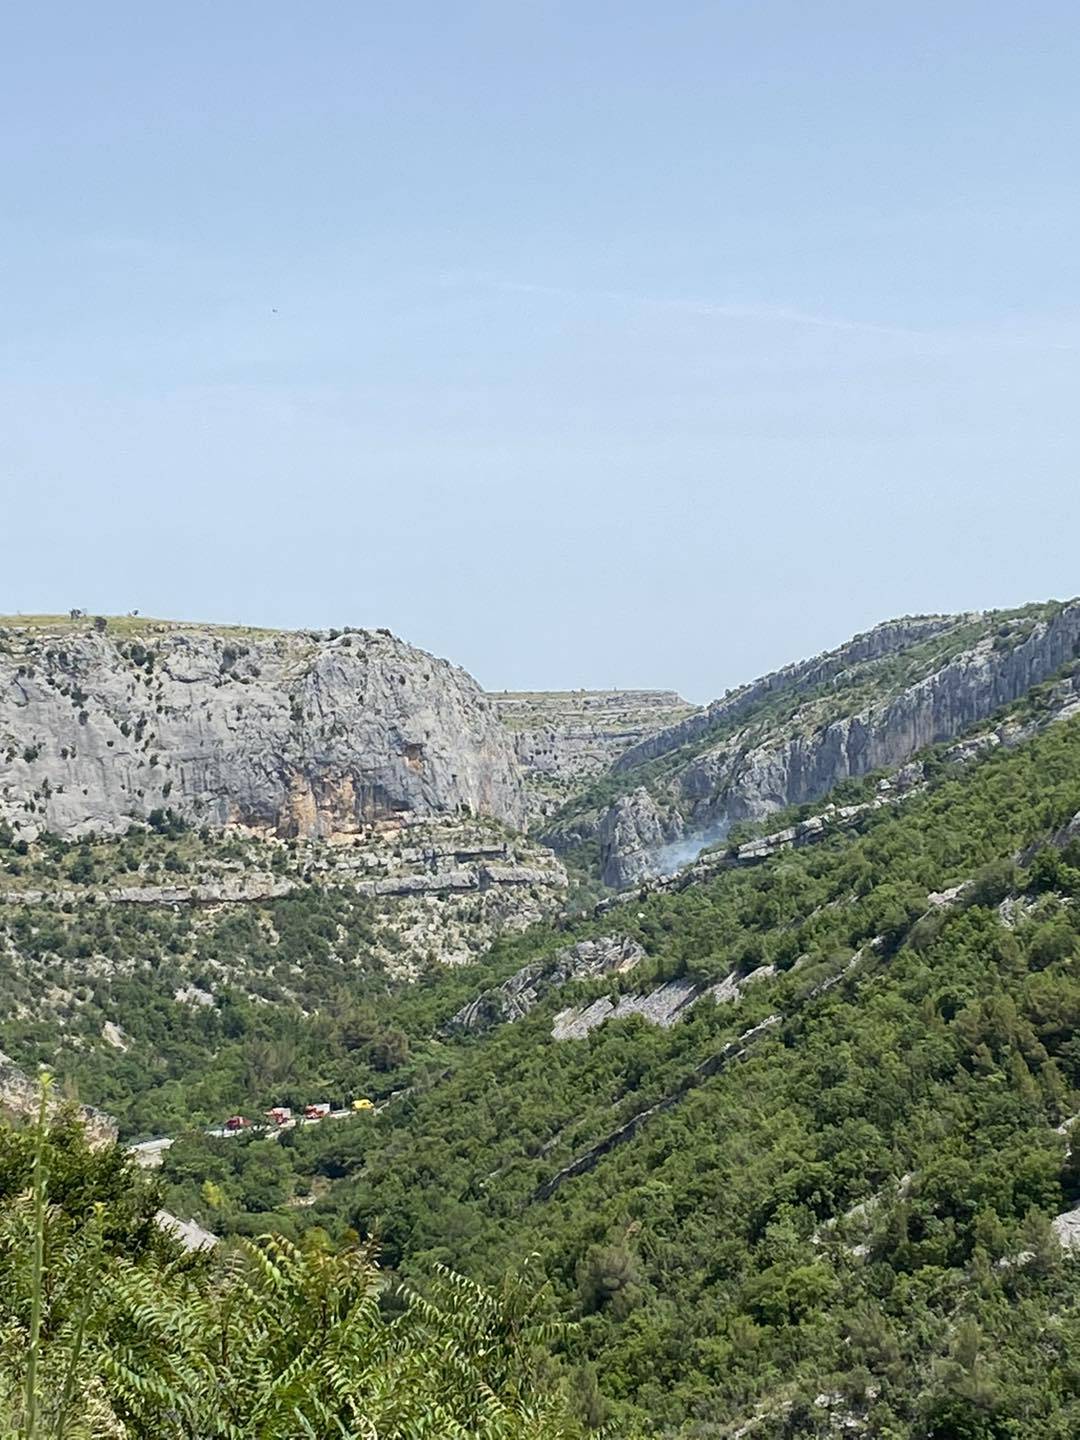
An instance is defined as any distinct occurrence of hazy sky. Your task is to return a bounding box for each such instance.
[3,3,1078,701]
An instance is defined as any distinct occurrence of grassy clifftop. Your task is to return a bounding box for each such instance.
[0,612,283,639]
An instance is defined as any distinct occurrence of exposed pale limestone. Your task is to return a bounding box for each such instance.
[611,616,958,774]
[0,622,525,841]
[447,934,644,1033]
[1052,1204,1080,1249]
[596,603,1080,887]
[491,689,695,819]
[0,1050,117,1145]
[155,1208,218,1252]
[551,961,776,1040]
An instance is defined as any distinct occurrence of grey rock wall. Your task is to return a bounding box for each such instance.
[446,933,644,1034]
[612,616,957,774]
[702,602,1080,825]
[600,602,1080,887]
[0,623,526,840]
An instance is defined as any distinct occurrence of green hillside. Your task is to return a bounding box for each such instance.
[186,711,1080,1436]
[5,698,1080,1433]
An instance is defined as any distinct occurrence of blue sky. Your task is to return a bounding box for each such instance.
[2,2,1078,700]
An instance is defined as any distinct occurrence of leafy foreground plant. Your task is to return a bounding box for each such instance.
[0,1088,592,1440]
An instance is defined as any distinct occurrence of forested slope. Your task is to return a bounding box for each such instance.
[153,714,1080,1437]
[4,633,1080,1434]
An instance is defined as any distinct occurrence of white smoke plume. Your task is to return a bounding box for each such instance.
[649,820,732,878]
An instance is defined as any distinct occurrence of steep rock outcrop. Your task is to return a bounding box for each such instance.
[598,787,683,888]
[599,602,1080,887]
[446,933,644,1034]
[0,622,525,840]
[690,603,1080,826]
[611,616,957,774]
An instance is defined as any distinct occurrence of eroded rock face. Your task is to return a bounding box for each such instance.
[598,603,1080,887]
[0,624,526,840]
[687,603,1080,828]
[611,616,957,774]
[446,933,644,1034]
[0,1052,117,1146]
[598,787,683,888]
[551,978,700,1039]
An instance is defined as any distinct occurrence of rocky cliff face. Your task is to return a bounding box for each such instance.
[490,689,695,820]
[446,933,644,1034]
[598,601,1080,887]
[597,788,682,886]
[0,1052,117,1145]
[0,620,525,840]
[611,616,956,774]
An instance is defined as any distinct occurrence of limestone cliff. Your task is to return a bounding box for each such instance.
[0,619,525,840]
[489,689,695,820]
[0,1052,117,1145]
[610,616,956,774]
[593,601,1080,886]
[596,788,682,886]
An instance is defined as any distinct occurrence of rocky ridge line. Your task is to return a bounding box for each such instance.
[598,602,1080,886]
[610,615,958,774]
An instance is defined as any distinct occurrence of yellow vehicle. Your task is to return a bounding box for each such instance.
[351,1097,375,1112]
